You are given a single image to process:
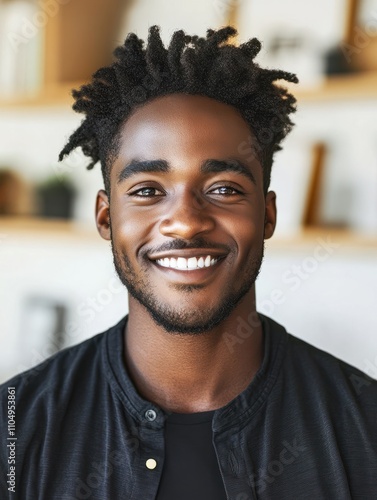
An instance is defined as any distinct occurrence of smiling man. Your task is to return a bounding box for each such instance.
[1,26,377,500]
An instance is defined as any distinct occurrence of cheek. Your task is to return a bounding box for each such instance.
[110,203,157,256]
[224,204,265,256]
[237,220,260,254]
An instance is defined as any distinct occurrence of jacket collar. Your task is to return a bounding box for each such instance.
[104,313,287,431]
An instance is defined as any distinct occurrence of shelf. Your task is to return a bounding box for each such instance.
[0,83,81,108]
[1,217,376,249]
[2,71,377,108]
[289,71,377,102]
[0,216,99,241]
[266,226,377,252]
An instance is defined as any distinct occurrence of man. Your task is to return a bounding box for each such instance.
[1,26,376,500]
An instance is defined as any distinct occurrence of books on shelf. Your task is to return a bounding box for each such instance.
[0,0,43,98]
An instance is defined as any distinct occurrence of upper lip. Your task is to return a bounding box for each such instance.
[148,249,228,261]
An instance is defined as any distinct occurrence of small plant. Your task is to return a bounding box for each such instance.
[36,175,77,219]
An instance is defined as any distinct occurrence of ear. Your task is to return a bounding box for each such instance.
[95,189,111,240]
[264,190,277,240]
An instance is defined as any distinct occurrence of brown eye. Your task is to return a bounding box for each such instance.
[209,186,242,195]
[130,187,163,197]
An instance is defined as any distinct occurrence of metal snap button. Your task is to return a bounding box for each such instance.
[145,409,157,421]
[146,458,157,470]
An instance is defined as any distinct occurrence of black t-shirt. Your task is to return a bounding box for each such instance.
[156,410,227,499]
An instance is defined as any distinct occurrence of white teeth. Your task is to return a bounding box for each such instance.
[156,254,220,271]
[187,257,197,269]
[177,257,187,270]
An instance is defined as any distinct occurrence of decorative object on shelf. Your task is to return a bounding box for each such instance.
[236,0,349,89]
[303,143,328,227]
[36,175,76,219]
[0,0,131,104]
[323,45,358,75]
[0,0,43,98]
[0,168,33,215]
[263,33,325,88]
[331,0,377,74]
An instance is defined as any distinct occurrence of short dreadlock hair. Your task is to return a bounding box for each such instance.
[59,25,298,197]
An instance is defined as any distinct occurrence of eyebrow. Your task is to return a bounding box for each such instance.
[117,159,169,184]
[116,158,257,185]
[201,159,256,186]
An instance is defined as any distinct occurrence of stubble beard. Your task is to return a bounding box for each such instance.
[111,239,265,335]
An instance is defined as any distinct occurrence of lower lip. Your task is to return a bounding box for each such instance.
[151,258,225,283]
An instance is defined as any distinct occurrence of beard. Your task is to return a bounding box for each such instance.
[111,236,265,335]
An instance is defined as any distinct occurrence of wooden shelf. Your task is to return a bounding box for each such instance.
[1,217,376,249]
[290,71,377,102]
[0,0,376,108]
[266,226,377,251]
[0,216,99,241]
[2,71,377,108]
[0,82,80,108]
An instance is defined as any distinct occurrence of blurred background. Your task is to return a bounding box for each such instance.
[0,0,377,383]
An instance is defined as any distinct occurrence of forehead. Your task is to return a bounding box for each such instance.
[116,93,256,160]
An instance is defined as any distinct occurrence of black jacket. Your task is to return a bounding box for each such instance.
[1,313,376,499]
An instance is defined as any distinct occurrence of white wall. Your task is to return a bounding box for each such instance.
[122,0,226,43]
[258,242,377,378]
[0,228,129,383]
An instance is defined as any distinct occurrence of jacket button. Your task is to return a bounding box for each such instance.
[146,458,157,470]
[145,409,157,421]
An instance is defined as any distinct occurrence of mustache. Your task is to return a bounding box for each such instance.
[143,237,231,257]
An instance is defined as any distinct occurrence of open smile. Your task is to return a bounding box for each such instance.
[148,250,228,280]
[156,255,221,271]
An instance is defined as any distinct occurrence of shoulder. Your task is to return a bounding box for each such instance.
[286,332,377,398]
[261,313,377,405]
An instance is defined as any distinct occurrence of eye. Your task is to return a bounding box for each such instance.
[208,185,243,196]
[129,186,164,197]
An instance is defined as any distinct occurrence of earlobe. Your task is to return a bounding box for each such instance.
[95,189,111,240]
[264,191,277,240]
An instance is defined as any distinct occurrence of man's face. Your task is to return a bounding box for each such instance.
[96,94,276,334]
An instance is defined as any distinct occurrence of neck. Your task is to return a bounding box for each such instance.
[124,290,263,413]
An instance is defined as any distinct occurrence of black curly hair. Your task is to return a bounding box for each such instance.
[59,25,298,197]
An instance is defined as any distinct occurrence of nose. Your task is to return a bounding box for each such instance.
[159,190,216,240]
